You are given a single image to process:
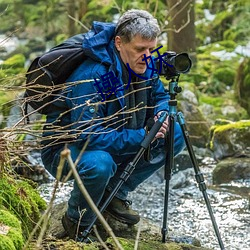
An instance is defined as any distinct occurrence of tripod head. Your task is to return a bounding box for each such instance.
[168,76,182,100]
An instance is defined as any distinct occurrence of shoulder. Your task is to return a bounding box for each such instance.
[67,58,108,82]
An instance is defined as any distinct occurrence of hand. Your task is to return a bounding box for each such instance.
[154,112,169,139]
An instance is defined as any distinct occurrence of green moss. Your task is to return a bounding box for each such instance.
[213,67,235,86]
[0,209,21,229]
[0,54,26,86]
[0,209,24,249]
[213,120,250,133]
[208,10,234,42]
[199,95,224,107]
[209,120,250,150]
[217,40,237,52]
[0,175,47,239]
[106,237,207,250]
[0,235,16,250]
[7,228,24,249]
[234,57,250,116]
[199,90,248,122]
[1,54,25,69]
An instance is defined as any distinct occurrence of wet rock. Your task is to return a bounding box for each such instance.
[45,202,210,250]
[179,100,211,148]
[209,119,250,160]
[170,168,193,189]
[213,157,250,184]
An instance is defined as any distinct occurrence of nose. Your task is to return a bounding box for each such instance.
[141,49,151,62]
[144,49,151,57]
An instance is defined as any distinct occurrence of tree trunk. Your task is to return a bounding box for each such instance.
[167,0,196,62]
[78,0,88,20]
[67,0,76,36]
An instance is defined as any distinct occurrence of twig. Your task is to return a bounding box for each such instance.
[68,14,89,31]
[61,148,124,250]
[93,225,110,250]
[134,220,142,250]
[22,154,65,249]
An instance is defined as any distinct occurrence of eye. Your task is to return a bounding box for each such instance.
[136,48,145,53]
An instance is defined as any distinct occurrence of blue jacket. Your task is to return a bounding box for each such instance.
[44,21,170,156]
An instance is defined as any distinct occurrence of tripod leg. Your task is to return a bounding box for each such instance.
[177,112,225,250]
[81,112,168,240]
[162,114,175,243]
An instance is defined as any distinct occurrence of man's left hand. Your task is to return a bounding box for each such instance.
[154,111,169,139]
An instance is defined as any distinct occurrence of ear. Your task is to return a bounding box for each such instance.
[115,36,122,51]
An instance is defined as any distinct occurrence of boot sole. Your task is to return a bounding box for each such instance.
[105,210,140,225]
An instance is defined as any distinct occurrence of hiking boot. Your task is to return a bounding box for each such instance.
[105,196,140,225]
[61,213,97,243]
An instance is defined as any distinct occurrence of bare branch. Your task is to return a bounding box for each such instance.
[62,148,124,250]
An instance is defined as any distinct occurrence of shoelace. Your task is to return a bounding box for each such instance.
[123,199,132,209]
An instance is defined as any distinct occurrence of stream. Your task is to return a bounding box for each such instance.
[38,155,250,250]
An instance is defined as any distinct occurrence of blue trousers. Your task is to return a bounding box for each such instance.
[41,123,185,226]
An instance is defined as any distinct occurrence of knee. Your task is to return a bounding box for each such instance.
[77,150,117,181]
[174,123,186,155]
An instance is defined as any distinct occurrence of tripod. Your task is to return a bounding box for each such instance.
[161,77,225,249]
[82,77,225,250]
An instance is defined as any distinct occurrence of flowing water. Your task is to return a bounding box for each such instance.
[38,156,250,250]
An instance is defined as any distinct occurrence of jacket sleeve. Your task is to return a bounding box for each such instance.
[66,64,146,156]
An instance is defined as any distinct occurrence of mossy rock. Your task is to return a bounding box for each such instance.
[235,57,250,116]
[217,40,237,52]
[0,209,24,250]
[207,10,234,42]
[199,92,248,122]
[0,54,26,86]
[0,174,47,239]
[213,157,250,184]
[212,67,235,86]
[1,54,25,70]
[179,100,210,148]
[28,237,211,250]
[209,120,250,160]
[43,202,211,250]
[106,237,210,250]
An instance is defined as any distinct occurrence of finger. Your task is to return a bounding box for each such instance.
[155,131,165,139]
[159,127,166,135]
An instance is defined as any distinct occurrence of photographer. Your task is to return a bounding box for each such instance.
[41,9,185,241]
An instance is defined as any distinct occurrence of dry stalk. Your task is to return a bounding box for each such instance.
[134,220,142,250]
[22,153,65,249]
[61,148,124,250]
[93,225,110,250]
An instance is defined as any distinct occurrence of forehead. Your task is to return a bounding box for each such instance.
[127,34,157,47]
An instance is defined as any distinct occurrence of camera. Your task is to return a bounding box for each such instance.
[156,51,192,79]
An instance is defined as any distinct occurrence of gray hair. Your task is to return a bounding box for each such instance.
[115,9,160,43]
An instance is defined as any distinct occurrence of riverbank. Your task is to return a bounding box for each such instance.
[38,155,250,250]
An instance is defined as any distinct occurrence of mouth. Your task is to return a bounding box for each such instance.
[138,63,146,66]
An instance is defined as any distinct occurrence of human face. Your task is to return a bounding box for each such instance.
[115,35,157,75]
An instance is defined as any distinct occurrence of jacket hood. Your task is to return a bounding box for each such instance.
[82,21,116,65]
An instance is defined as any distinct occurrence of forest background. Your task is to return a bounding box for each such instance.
[0,0,250,126]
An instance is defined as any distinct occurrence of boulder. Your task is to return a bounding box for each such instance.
[235,57,250,116]
[209,120,250,160]
[213,157,250,184]
[179,100,211,148]
[42,201,211,250]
